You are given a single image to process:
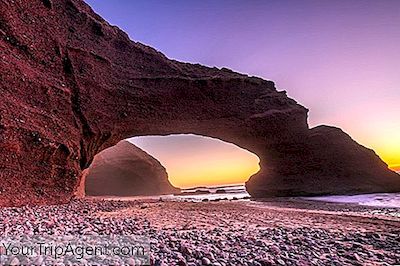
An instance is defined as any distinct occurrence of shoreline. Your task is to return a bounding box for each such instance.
[88,192,400,218]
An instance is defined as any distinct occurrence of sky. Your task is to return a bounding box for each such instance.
[129,135,260,188]
[86,0,400,186]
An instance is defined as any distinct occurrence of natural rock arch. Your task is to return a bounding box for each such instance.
[0,0,399,206]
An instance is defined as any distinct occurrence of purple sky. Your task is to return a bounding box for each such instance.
[86,0,400,170]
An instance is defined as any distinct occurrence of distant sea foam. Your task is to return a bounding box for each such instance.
[171,184,400,208]
[304,171,400,209]
[304,193,400,208]
[169,184,250,202]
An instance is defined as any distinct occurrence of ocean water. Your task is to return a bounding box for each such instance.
[164,183,400,209]
[106,173,400,209]
[304,193,400,208]
[168,184,400,210]
[169,182,400,208]
[163,184,251,202]
[304,171,400,208]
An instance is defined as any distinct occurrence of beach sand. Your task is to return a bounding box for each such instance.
[0,198,399,265]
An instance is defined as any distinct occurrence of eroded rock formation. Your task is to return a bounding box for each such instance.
[83,141,179,196]
[0,0,399,206]
[246,126,400,197]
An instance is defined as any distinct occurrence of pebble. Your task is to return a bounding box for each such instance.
[8,257,20,266]
[201,257,211,265]
[126,258,136,265]
[277,259,286,265]
[33,256,44,265]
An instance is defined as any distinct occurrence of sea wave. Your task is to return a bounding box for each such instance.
[171,184,250,202]
[304,193,400,208]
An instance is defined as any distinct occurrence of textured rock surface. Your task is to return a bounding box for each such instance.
[84,141,179,196]
[246,126,400,197]
[0,0,399,206]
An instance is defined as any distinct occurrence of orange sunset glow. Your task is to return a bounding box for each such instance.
[316,98,400,172]
[130,135,260,188]
[391,165,400,172]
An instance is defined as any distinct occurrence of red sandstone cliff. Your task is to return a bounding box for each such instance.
[84,141,179,196]
[0,0,399,206]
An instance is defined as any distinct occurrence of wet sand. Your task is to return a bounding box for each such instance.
[0,198,399,265]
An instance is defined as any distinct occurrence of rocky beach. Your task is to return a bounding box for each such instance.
[1,198,399,265]
[1,1,400,265]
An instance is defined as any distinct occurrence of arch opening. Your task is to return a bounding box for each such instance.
[82,134,260,198]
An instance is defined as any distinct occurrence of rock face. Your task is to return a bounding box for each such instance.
[246,126,400,197]
[83,141,179,196]
[0,0,399,206]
